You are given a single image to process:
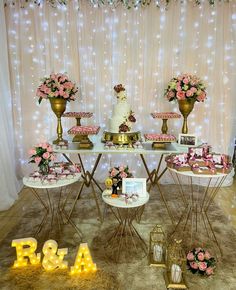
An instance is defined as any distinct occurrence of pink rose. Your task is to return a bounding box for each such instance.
[197,92,206,102]
[187,252,194,261]
[176,85,182,92]
[197,252,205,261]
[47,146,53,153]
[110,169,117,177]
[190,262,198,270]
[42,143,48,149]
[190,87,197,93]
[199,262,207,271]
[29,149,36,155]
[206,267,214,275]
[204,251,211,260]
[120,171,127,178]
[176,91,186,100]
[183,78,189,84]
[119,166,125,172]
[186,90,193,97]
[167,91,174,100]
[43,152,50,159]
[35,156,42,164]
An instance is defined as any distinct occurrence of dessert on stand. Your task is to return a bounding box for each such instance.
[63,112,93,142]
[68,125,100,149]
[144,133,176,149]
[103,84,141,144]
[151,112,181,134]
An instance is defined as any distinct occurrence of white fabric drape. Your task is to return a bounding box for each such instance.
[0,1,21,211]
[3,0,236,183]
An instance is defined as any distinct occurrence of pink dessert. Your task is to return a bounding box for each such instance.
[151,112,181,119]
[68,125,100,135]
[63,112,93,118]
[144,133,176,142]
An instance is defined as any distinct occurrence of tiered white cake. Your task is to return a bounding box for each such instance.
[109,84,136,133]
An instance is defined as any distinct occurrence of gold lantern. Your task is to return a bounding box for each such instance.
[164,239,187,289]
[149,225,166,267]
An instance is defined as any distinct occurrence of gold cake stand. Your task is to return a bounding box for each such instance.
[102,131,141,145]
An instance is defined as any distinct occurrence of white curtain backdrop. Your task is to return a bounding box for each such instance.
[3,0,236,184]
[0,1,21,211]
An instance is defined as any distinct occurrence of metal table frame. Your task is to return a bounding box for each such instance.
[23,176,83,239]
[54,140,187,224]
[168,168,228,255]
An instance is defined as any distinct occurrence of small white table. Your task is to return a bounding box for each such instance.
[23,174,82,238]
[102,191,149,262]
[167,167,228,255]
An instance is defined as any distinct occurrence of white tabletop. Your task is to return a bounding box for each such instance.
[53,136,188,155]
[102,191,149,208]
[168,167,227,178]
[23,173,81,189]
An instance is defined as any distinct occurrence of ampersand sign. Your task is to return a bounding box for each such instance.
[42,240,68,271]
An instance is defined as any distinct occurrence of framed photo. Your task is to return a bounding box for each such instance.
[122,178,147,197]
[178,134,197,147]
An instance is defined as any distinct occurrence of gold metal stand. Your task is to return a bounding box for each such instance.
[62,153,103,222]
[105,205,147,262]
[164,271,188,289]
[26,184,83,239]
[102,131,141,145]
[140,154,174,224]
[169,169,227,255]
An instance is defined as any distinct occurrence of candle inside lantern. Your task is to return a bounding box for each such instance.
[171,264,182,283]
[153,244,163,262]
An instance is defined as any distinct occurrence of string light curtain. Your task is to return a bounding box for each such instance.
[4,0,236,182]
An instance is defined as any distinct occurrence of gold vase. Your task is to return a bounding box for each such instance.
[178,99,195,134]
[49,98,67,144]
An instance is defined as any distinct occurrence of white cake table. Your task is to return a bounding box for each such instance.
[167,167,229,255]
[54,138,188,224]
[102,191,149,262]
[23,174,82,238]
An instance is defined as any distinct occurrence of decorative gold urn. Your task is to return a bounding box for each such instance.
[178,99,195,134]
[49,98,67,144]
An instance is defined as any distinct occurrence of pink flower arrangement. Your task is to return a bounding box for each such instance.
[36,73,78,104]
[108,165,133,187]
[164,73,207,102]
[187,248,216,276]
[29,143,56,174]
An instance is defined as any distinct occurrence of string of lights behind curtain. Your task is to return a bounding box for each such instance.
[4,0,232,9]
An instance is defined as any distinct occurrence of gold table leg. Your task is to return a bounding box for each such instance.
[170,172,227,255]
[61,153,103,222]
[140,154,174,224]
[105,205,147,263]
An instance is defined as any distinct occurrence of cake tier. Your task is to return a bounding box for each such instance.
[109,100,132,133]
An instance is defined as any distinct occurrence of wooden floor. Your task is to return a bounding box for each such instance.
[0,180,235,245]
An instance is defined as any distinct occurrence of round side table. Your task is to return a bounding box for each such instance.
[168,167,228,255]
[23,174,81,238]
[102,191,149,262]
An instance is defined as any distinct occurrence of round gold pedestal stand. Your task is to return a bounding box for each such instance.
[102,131,141,145]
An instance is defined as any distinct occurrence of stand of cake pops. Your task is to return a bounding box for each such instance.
[151,112,181,134]
[63,112,93,142]
[102,131,141,145]
[144,134,176,149]
[68,126,100,149]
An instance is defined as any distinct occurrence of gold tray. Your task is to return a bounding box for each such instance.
[102,131,141,145]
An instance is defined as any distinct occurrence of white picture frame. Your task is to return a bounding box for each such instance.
[122,178,147,197]
[178,134,197,147]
